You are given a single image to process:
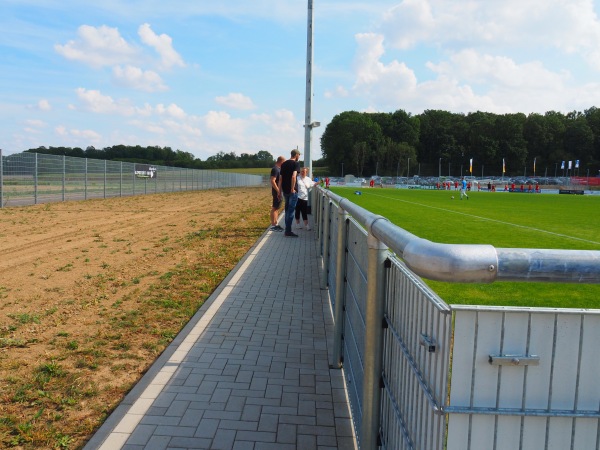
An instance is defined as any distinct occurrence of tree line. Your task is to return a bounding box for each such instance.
[321,108,600,178]
[24,145,279,170]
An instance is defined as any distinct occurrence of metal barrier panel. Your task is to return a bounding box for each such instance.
[447,307,600,450]
[341,217,369,435]
[328,202,339,302]
[380,256,451,450]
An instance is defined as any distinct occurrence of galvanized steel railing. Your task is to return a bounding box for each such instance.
[314,187,600,450]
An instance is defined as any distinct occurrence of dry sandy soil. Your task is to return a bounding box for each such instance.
[0,187,270,449]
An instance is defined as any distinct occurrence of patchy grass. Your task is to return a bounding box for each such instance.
[0,187,271,449]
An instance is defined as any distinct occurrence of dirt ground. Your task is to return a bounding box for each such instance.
[0,187,270,449]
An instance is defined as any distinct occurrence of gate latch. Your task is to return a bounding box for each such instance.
[420,333,437,353]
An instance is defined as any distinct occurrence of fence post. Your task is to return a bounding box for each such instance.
[85,158,88,200]
[361,232,388,450]
[34,153,38,204]
[62,155,65,202]
[104,160,107,199]
[331,205,349,368]
[120,162,123,197]
[0,148,3,208]
[320,198,331,290]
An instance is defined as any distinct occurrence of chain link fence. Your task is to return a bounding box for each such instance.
[0,151,263,208]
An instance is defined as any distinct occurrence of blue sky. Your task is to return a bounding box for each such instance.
[2,0,600,161]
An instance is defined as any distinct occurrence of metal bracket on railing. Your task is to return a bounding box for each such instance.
[419,333,437,353]
[488,354,540,366]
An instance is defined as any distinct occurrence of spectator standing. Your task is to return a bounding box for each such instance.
[269,156,285,232]
[278,149,301,237]
[295,167,315,230]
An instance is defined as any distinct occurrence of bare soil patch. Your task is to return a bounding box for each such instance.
[0,187,270,449]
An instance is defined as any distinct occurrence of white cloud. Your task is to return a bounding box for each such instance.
[74,88,136,116]
[155,103,187,119]
[138,23,185,70]
[38,99,52,111]
[202,111,246,136]
[55,25,138,68]
[381,0,600,71]
[24,119,46,128]
[215,93,256,110]
[112,65,168,92]
[55,125,101,142]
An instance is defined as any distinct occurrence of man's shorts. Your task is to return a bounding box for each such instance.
[272,193,281,209]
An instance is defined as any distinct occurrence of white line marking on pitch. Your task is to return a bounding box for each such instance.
[365,192,600,246]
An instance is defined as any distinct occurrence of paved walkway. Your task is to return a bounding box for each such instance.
[84,222,356,450]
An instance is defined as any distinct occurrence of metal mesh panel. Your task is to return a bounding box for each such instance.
[341,218,369,437]
[1,153,262,208]
[380,256,451,450]
[1,152,36,206]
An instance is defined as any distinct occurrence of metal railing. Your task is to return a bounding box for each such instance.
[0,150,263,208]
[313,187,600,450]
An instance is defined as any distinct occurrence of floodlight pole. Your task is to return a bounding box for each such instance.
[304,0,317,178]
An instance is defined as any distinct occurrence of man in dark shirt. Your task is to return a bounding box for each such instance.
[269,156,285,231]
[277,149,301,237]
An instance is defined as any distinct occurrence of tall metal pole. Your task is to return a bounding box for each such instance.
[304,0,315,177]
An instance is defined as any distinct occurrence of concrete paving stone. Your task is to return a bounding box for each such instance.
[152,392,177,408]
[166,400,190,417]
[145,406,168,416]
[337,435,358,450]
[187,401,226,412]
[254,443,296,450]
[315,400,334,410]
[279,414,316,426]
[191,379,216,395]
[235,370,254,384]
[178,411,204,427]
[264,384,282,399]
[280,392,298,408]
[231,440,255,450]
[139,415,180,426]
[317,434,338,447]
[300,374,316,387]
[143,435,170,449]
[194,418,219,439]
[316,408,335,427]
[171,385,200,395]
[202,409,242,421]
[125,424,156,445]
[211,428,237,450]
[235,430,276,443]
[257,413,279,432]
[154,424,196,437]
[297,400,316,416]
[169,436,212,449]
[297,434,317,450]
[261,405,298,416]
[245,396,280,407]
[249,376,267,391]
[225,394,246,412]
[276,423,297,444]
[335,417,356,437]
[239,403,261,422]
[334,401,351,419]
[297,424,336,437]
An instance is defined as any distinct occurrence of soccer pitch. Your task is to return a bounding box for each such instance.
[330,187,600,309]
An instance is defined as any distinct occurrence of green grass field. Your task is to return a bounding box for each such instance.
[331,187,600,309]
